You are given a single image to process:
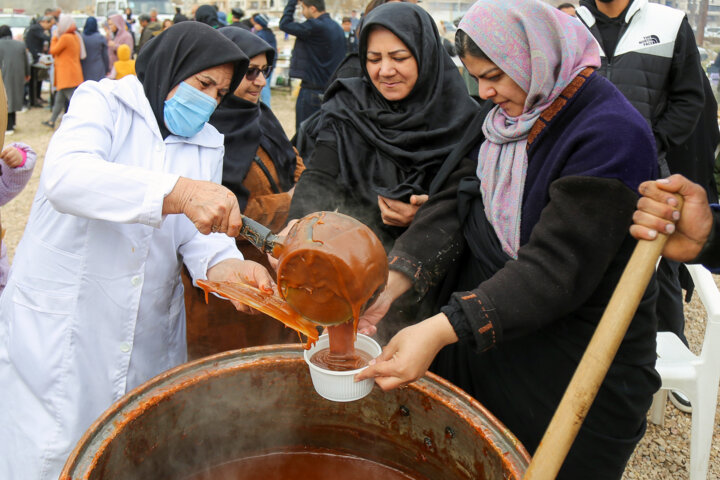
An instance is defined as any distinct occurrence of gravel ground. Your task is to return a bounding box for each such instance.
[2,90,718,479]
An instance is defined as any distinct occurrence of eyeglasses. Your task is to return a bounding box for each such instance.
[245,66,273,81]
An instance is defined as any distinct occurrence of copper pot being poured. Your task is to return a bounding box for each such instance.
[198,212,389,348]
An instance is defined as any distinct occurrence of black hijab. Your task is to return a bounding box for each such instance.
[210,27,296,210]
[135,21,249,139]
[195,5,221,28]
[315,2,478,203]
[83,17,99,35]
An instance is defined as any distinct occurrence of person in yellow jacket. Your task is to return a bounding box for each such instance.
[107,44,135,79]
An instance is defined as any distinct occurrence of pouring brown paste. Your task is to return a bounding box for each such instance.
[198,212,389,370]
[310,321,374,371]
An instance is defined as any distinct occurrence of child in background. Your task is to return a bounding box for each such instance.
[107,44,136,79]
[0,142,37,294]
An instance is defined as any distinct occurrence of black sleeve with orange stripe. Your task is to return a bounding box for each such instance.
[388,153,477,297]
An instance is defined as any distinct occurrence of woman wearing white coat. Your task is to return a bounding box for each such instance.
[0,22,269,480]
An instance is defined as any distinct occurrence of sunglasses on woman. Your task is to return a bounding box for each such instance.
[245,66,273,81]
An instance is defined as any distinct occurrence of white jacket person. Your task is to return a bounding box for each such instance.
[0,22,263,480]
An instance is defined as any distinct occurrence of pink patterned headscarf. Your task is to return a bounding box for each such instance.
[458,0,600,258]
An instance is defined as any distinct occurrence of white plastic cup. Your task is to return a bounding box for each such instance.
[303,333,382,402]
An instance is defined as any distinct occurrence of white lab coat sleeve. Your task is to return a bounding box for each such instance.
[180,229,244,284]
[41,82,179,228]
[179,131,244,284]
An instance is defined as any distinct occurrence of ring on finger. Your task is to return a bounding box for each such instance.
[211,225,219,233]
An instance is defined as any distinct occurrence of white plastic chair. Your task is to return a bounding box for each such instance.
[648,263,720,480]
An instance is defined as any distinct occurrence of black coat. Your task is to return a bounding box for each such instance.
[25,23,48,62]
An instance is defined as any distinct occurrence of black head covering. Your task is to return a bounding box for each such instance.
[316,2,478,203]
[0,25,11,39]
[83,16,99,35]
[136,21,249,139]
[210,27,294,210]
[195,5,221,28]
[219,26,276,67]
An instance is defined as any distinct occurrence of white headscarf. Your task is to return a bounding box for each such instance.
[57,14,87,60]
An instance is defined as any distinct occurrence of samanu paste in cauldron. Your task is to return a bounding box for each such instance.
[183,449,423,480]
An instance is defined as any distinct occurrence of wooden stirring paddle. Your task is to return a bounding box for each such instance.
[524,205,679,479]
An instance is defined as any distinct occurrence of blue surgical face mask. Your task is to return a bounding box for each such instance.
[163,81,219,137]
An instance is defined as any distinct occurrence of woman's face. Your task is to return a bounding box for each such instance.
[109,21,118,33]
[165,63,234,104]
[233,53,268,103]
[462,54,527,117]
[365,27,418,102]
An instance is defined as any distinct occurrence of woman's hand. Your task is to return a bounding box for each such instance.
[629,175,712,262]
[357,270,413,336]
[357,289,394,336]
[206,258,276,313]
[163,177,243,236]
[0,146,23,168]
[378,194,428,227]
[355,313,458,390]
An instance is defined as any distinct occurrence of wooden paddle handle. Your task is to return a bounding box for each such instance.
[523,221,675,479]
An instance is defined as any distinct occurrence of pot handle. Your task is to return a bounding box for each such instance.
[238,215,283,257]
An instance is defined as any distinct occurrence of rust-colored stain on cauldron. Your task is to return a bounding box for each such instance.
[67,356,295,479]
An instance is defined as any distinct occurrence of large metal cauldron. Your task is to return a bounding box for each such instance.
[60,345,530,479]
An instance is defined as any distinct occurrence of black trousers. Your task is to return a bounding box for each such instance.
[295,87,323,131]
[29,66,46,105]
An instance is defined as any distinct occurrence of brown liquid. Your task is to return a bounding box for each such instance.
[183,449,423,480]
[311,347,373,371]
[310,320,371,371]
